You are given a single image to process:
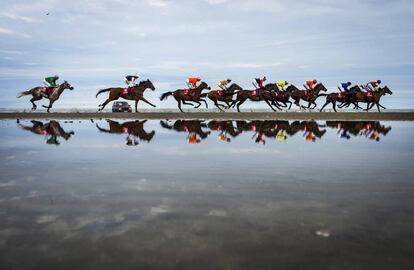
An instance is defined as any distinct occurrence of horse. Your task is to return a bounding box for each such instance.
[17,119,74,145]
[160,82,211,112]
[229,84,280,112]
[96,79,156,112]
[96,119,155,144]
[261,87,294,111]
[326,121,392,138]
[207,120,242,140]
[200,83,243,111]
[160,120,211,140]
[287,83,328,110]
[353,86,393,112]
[17,81,74,112]
[319,85,363,112]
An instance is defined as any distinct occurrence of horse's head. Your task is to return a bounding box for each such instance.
[230,83,243,91]
[315,83,327,92]
[62,81,74,90]
[145,79,155,91]
[286,84,299,92]
[199,81,211,91]
[350,85,361,92]
[382,86,392,95]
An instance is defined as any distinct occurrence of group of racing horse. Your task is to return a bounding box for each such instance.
[17,78,392,112]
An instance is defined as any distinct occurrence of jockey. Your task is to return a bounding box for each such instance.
[124,73,139,88]
[276,81,289,91]
[44,75,59,88]
[254,76,266,95]
[187,133,201,144]
[187,77,201,89]
[365,80,381,92]
[219,79,231,91]
[219,131,231,142]
[42,75,59,97]
[338,82,352,92]
[303,79,317,94]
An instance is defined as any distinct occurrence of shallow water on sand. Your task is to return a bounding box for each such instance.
[0,119,413,269]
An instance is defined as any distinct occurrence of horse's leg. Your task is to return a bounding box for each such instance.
[99,97,117,111]
[182,101,194,106]
[379,104,386,109]
[236,99,246,112]
[135,100,139,112]
[310,101,317,110]
[320,101,329,112]
[214,101,225,112]
[200,99,208,108]
[140,97,156,107]
[177,100,184,112]
[287,101,293,110]
[332,101,337,112]
[264,99,277,111]
[43,100,54,113]
[30,96,41,110]
[194,101,202,108]
[376,102,381,112]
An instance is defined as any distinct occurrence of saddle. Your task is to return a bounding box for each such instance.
[217,90,224,96]
[304,90,314,95]
[337,92,346,98]
[183,89,195,96]
[366,92,374,97]
[40,87,54,95]
[250,90,258,96]
[122,86,135,95]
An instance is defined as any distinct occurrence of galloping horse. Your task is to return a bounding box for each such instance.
[287,83,327,110]
[96,119,155,143]
[96,79,156,112]
[200,83,243,111]
[319,85,363,112]
[353,86,392,112]
[17,81,74,112]
[160,82,211,112]
[230,84,280,112]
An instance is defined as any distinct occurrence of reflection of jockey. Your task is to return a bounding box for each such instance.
[124,74,139,87]
[304,79,317,94]
[338,82,352,92]
[368,130,380,141]
[275,131,288,141]
[254,132,265,144]
[365,80,381,92]
[338,129,351,139]
[304,131,316,142]
[186,77,201,89]
[219,79,231,91]
[46,135,59,146]
[218,131,231,142]
[276,81,289,91]
[126,134,138,146]
[187,133,201,144]
[254,76,266,95]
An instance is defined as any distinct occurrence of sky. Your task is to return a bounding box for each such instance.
[0,0,413,109]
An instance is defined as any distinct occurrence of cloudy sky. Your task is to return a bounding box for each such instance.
[0,0,413,109]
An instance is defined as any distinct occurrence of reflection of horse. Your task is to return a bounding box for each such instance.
[96,120,155,145]
[17,119,74,145]
[207,120,242,141]
[17,81,74,112]
[326,121,391,140]
[96,79,156,112]
[160,120,211,140]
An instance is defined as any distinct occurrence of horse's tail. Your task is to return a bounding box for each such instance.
[160,91,173,101]
[96,88,112,98]
[17,90,31,98]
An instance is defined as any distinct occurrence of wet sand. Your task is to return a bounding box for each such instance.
[1,111,414,120]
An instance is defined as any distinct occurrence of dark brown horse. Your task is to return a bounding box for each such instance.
[17,81,74,112]
[326,121,391,138]
[96,79,156,112]
[96,119,155,144]
[200,83,243,111]
[160,82,211,112]
[319,85,363,112]
[17,119,74,145]
[353,86,392,112]
[207,120,242,141]
[229,84,280,112]
[287,83,327,110]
